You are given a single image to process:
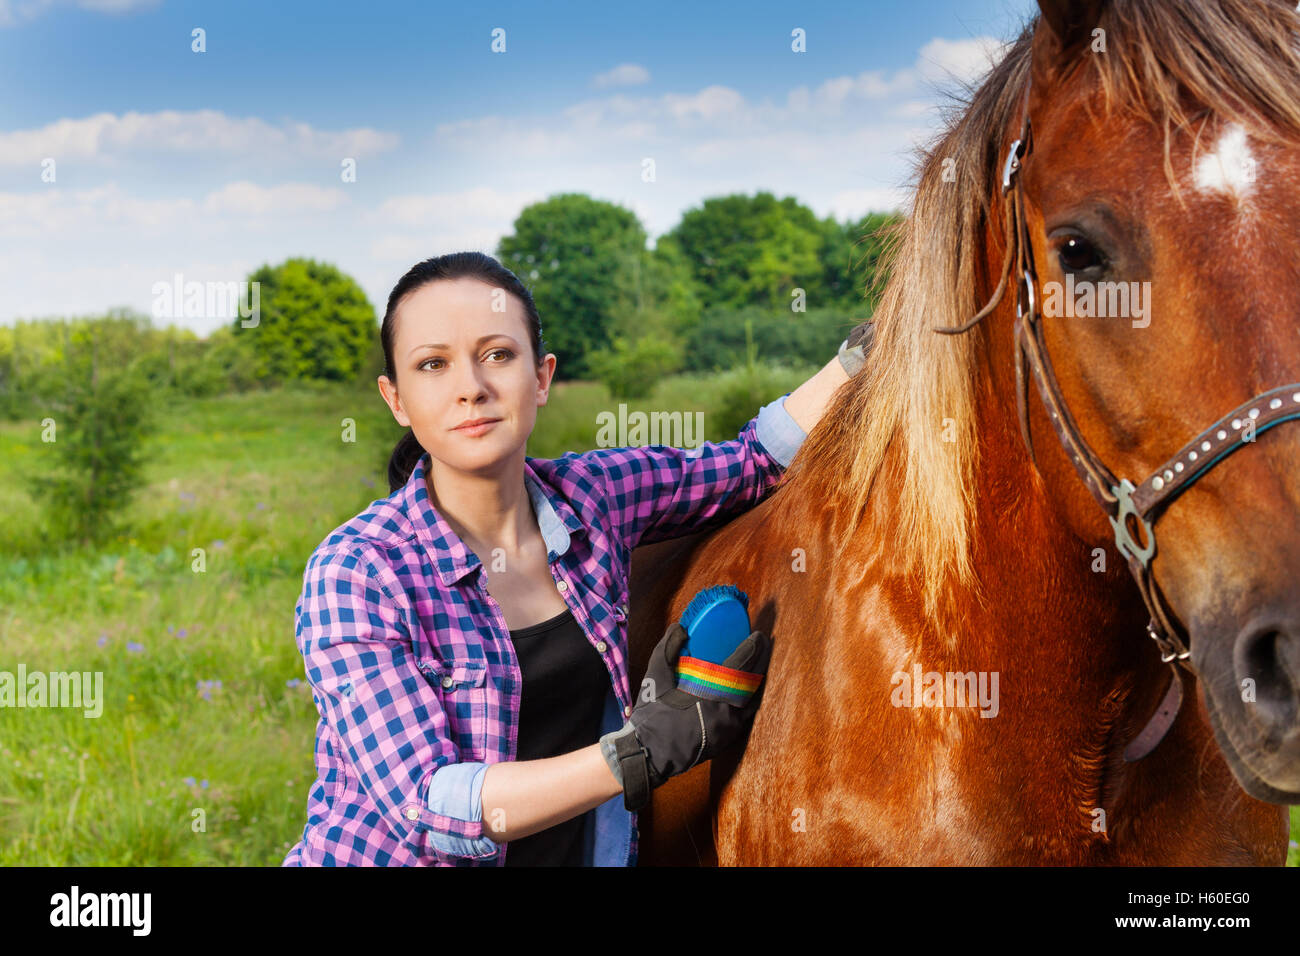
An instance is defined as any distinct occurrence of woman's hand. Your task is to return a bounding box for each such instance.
[599,621,772,810]
[781,319,874,433]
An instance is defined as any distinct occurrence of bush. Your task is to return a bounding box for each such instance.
[24,329,157,548]
[241,258,376,385]
[709,363,811,438]
[705,318,816,437]
[682,305,862,373]
[586,335,683,400]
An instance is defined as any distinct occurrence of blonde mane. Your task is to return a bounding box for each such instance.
[784,1,1300,625]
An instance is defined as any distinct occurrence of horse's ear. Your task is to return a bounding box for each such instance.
[1029,0,1102,87]
[1035,0,1106,59]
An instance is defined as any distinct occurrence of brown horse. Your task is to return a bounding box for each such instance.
[628,0,1299,865]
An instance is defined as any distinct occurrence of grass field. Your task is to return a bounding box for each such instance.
[0,374,1296,865]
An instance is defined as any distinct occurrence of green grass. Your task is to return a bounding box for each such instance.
[0,376,1296,865]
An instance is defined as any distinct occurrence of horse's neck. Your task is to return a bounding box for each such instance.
[960,372,1180,788]
[795,372,1179,801]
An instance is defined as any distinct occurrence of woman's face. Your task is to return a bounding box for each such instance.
[378,276,556,477]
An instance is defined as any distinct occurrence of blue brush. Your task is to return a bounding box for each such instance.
[677,584,751,665]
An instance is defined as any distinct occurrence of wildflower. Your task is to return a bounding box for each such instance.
[127,641,143,653]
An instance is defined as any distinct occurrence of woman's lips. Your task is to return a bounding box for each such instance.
[453,418,501,436]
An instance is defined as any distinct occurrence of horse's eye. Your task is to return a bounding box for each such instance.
[1058,235,1106,273]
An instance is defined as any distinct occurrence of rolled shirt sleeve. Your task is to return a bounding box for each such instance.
[754,392,807,468]
[425,761,501,857]
[295,544,501,864]
[580,391,808,551]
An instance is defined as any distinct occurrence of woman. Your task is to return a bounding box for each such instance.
[282,251,865,866]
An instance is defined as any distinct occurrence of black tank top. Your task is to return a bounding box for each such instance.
[503,605,609,866]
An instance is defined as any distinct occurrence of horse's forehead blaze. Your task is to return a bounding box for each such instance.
[1192,122,1258,202]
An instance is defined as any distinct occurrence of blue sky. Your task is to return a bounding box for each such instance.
[0,0,1038,333]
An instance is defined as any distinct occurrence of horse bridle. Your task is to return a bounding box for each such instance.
[937,77,1300,760]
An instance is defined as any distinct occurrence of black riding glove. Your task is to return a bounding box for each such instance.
[599,621,772,812]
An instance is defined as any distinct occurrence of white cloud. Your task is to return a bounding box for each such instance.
[0,110,399,166]
[662,86,747,123]
[202,181,348,217]
[915,36,1011,88]
[592,63,650,89]
[76,0,159,11]
[0,180,350,238]
[827,187,911,220]
[0,0,159,27]
[375,186,542,230]
[369,232,502,265]
[784,35,1008,117]
[0,34,1003,327]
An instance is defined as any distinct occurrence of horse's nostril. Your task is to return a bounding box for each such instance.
[1236,626,1299,740]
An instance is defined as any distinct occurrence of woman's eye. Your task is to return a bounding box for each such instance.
[421,348,512,369]
[1057,235,1106,274]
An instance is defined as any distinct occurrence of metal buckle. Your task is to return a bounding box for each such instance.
[1148,621,1191,663]
[1109,478,1156,568]
[1002,138,1023,192]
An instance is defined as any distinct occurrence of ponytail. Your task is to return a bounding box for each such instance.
[387,430,426,493]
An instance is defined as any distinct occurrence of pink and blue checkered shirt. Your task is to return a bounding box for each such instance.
[282,393,807,866]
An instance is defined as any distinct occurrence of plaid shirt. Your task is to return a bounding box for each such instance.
[281,393,806,866]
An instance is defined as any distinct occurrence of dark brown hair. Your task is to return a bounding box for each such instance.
[381,252,546,492]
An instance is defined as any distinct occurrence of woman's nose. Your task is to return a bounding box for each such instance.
[453,354,490,400]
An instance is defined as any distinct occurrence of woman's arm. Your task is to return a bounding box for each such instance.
[782,353,851,435]
[478,743,621,843]
[563,334,859,553]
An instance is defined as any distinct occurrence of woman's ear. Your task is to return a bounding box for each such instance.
[535,353,558,406]
[378,375,411,427]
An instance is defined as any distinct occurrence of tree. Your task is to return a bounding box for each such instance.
[819,211,904,312]
[497,194,648,380]
[663,192,828,311]
[25,320,157,547]
[240,258,376,384]
[586,334,683,400]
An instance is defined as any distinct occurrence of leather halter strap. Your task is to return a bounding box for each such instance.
[936,75,1300,760]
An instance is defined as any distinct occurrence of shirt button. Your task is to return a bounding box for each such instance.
[595,641,607,653]
[441,676,453,689]
[623,704,632,717]
[405,806,420,821]
[620,603,628,615]
[556,580,568,592]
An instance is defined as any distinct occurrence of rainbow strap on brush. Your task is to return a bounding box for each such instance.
[675,655,763,705]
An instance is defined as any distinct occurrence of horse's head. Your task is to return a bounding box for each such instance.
[1005,0,1300,802]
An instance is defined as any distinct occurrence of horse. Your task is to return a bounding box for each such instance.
[627,0,1299,865]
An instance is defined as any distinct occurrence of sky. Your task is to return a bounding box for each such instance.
[0,0,1039,335]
